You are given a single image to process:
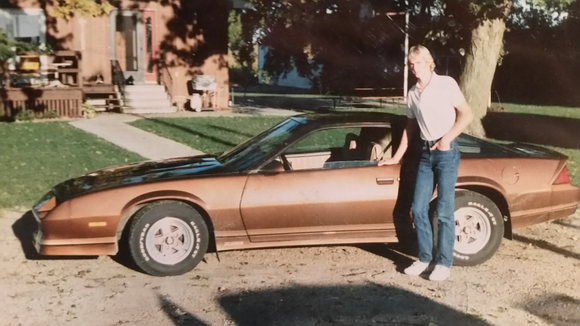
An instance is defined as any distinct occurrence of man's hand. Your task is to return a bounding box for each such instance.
[430,139,451,151]
[378,158,400,166]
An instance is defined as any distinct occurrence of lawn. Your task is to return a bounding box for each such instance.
[0,122,144,209]
[130,116,288,154]
[498,103,580,119]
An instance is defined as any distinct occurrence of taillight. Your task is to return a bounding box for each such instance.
[554,166,571,185]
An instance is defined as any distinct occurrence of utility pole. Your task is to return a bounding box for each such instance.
[403,6,409,101]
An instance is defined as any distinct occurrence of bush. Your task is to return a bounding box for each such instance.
[14,109,35,121]
[14,109,61,121]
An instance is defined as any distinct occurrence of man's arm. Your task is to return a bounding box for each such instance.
[379,118,418,166]
[432,100,473,151]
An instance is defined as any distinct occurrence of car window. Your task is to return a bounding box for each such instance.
[220,117,305,171]
[276,126,391,171]
[289,127,361,153]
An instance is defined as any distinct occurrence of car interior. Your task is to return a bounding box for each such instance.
[262,126,393,172]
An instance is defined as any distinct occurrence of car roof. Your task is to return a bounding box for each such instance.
[291,111,405,127]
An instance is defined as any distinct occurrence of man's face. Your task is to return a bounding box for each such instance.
[408,55,430,79]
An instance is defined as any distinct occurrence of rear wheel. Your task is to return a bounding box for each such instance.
[432,190,504,266]
[128,201,209,276]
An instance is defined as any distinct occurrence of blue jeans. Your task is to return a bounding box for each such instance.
[411,139,460,267]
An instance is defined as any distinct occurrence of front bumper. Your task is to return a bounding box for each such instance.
[31,208,44,254]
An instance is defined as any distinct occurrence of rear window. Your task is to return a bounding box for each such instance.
[457,135,515,157]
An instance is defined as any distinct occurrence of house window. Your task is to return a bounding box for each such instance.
[0,8,46,45]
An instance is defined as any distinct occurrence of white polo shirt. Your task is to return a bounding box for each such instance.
[407,73,465,141]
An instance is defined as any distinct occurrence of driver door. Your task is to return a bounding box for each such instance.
[239,125,400,244]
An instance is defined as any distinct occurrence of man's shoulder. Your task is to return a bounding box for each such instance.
[434,74,458,85]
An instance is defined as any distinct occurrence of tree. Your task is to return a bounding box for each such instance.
[443,0,513,137]
[241,0,406,93]
[228,9,259,87]
[235,0,572,136]
[45,0,114,18]
[493,0,577,106]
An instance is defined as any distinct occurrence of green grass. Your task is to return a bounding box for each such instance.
[496,103,580,119]
[0,122,144,209]
[130,116,288,154]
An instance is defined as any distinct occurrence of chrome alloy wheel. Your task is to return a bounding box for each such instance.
[145,217,195,265]
[454,207,492,255]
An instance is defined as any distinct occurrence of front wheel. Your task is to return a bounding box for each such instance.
[127,201,209,276]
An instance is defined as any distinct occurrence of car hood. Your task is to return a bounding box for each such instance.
[53,155,232,202]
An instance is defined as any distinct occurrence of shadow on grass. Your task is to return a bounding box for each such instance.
[11,211,97,261]
[519,293,580,326]
[206,123,256,139]
[238,95,336,112]
[483,112,580,149]
[131,114,239,149]
[158,284,492,326]
[512,233,580,261]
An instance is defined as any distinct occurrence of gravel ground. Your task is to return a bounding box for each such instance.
[1,208,579,326]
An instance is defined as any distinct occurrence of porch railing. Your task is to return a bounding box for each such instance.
[1,55,84,118]
[159,63,174,105]
[1,87,83,118]
[111,59,125,105]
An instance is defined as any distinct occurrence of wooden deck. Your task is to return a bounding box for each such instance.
[1,51,85,118]
[1,87,84,118]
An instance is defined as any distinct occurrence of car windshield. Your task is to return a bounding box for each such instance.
[218,117,306,171]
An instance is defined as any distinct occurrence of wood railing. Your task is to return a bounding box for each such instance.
[159,63,174,105]
[1,87,83,118]
[1,51,84,118]
[111,59,125,104]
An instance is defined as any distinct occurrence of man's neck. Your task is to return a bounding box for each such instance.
[417,72,434,89]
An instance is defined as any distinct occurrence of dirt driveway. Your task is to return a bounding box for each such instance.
[1,208,579,326]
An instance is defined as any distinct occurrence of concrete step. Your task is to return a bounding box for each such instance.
[116,84,173,114]
[122,106,177,114]
[124,98,172,107]
[122,85,168,96]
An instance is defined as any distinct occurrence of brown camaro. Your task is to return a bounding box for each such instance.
[32,112,580,276]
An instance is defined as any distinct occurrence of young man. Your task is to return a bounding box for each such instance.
[379,45,473,281]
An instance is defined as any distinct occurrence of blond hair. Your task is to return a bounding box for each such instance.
[408,45,436,72]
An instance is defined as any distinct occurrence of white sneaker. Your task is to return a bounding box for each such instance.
[429,265,451,281]
[404,261,430,276]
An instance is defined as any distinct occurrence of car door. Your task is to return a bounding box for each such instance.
[239,125,401,244]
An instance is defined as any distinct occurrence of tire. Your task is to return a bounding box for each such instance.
[127,201,209,276]
[432,190,504,266]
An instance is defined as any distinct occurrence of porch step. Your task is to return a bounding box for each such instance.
[121,84,174,113]
[122,106,178,114]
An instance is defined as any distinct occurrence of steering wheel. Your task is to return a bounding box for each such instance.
[280,154,293,171]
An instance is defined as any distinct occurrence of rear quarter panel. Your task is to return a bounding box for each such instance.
[458,157,567,228]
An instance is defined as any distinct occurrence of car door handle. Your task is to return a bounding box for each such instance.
[376,177,395,185]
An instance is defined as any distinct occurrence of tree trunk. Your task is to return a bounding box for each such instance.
[459,18,507,138]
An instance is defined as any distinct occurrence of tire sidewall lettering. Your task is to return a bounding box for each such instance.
[467,201,497,226]
[139,223,151,262]
[189,221,201,259]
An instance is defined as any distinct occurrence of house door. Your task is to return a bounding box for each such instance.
[111,10,157,83]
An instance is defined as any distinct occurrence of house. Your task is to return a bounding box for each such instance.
[0,0,231,116]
